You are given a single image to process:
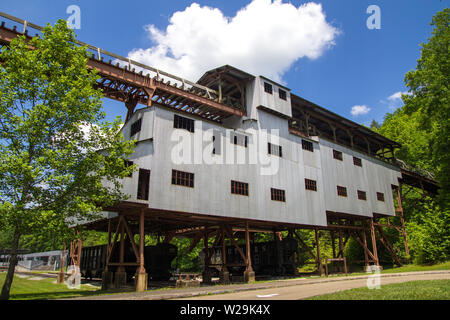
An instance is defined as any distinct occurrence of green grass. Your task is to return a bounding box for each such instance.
[0,272,102,300]
[308,280,450,300]
[380,261,450,274]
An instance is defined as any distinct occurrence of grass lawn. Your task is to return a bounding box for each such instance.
[0,272,102,300]
[380,261,450,274]
[308,279,450,300]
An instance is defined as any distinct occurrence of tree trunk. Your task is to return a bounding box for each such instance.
[1,229,21,300]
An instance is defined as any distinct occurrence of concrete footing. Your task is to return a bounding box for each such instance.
[244,270,255,283]
[135,273,148,292]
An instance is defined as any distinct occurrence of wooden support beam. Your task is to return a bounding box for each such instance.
[376,226,402,266]
[314,228,323,275]
[369,219,380,266]
[352,230,377,262]
[121,216,139,262]
[245,221,253,272]
[138,210,145,274]
[397,184,410,258]
[222,226,247,264]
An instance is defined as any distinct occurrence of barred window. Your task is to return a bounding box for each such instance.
[305,179,317,192]
[268,142,283,157]
[333,150,343,161]
[357,190,367,201]
[130,118,142,137]
[337,186,347,197]
[231,180,249,196]
[271,188,286,202]
[353,156,362,167]
[172,170,194,188]
[302,139,314,152]
[279,89,287,101]
[264,82,273,94]
[377,192,385,202]
[231,132,248,148]
[174,114,195,133]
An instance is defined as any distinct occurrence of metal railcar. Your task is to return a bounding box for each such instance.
[80,243,177,281]
[206,237,298,276]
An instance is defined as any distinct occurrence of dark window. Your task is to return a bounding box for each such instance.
[174,114,195,133]
[302,139,314,152]
[231,180,249,196]
[271,188,286,202]
[264,82,273,94]
[130,118,142,137]
[231,133,248,148]
[337,186,347,197]
[353,156,362,167]
[124,160,134,177]
[305,179,317,191]
[137,169,150,200]
[357,190,367,201]
[268,142,282,157]
[377,192,385,202]
[172,169,194,188]
[279,89,287,101]
[333,149,343,161]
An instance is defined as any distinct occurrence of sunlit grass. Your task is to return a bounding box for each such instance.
[0,272,100,300]
[307,280,450,300]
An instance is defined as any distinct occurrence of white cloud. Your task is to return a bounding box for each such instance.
[388,91,406,102]
[351,105,371,116]
[385,91,411,110]
[127,0,339,83]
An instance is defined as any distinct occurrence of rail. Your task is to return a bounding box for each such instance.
[0,11,220,101]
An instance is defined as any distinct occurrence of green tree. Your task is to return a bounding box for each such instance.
[0,20,135,300]
[377,8,450,264]
[402,8,449,203]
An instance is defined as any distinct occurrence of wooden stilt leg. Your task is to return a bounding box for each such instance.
[135,210,148,292]
[315,228,323,276]
[244,221,255,283]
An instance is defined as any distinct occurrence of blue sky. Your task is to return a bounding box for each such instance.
[0,0,446,126]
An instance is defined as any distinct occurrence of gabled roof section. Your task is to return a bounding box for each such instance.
[197,65,254,111]
[197,65,255,86]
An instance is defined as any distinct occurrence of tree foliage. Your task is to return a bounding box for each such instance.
[0,20,135,299]
[376,8,450,264]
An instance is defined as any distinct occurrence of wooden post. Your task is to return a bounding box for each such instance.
[220,226,229,284]
[397,184,410,259]
[135,209,148,292]
[244,221,255,282]
[315,228,323,276]
[114,215,127,288]
[139,210,145,274]
[202,226,212,284]
[362,225,370,270]
[102,219,113,290]
[338,229,343,272]
[369,219,379,266]
[57,243,66,284]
